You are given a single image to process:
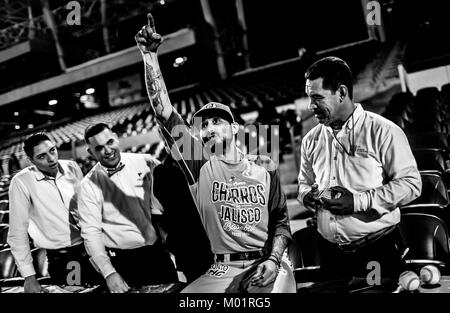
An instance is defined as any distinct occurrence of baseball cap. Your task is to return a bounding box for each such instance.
[191,102,235,126]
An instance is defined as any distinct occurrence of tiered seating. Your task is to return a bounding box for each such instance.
[0,103,155,172]
[399,213,450,272]
[0,248,17,280]
[383,84,450,272]
[0,223,9,249]
[288,225,322,284]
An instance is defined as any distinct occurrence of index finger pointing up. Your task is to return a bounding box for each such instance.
[147,13,156,32]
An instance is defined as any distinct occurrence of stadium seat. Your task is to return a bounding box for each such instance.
[415,87,442,109]
[0,223,9,249]
[0,210,8,224]
[407,132,449,151]
[399,212,450,272]
[0,199,8,211]
[383,110,406,129]
[405,173,448,207]
[0,248,17,279]
[288,226,322,283]
[412,148,449,175]
[31,248,49,278]
[400,173,449,221]
[440,82,450,107]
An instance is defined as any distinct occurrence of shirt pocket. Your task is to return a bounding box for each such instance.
[344,150,382,191]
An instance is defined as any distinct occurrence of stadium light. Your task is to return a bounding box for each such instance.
[160,0,166,5]
[15,125,20,130]
[49,99,58,106]
[14,111,19,116]
[173,56,187,67]
[28,124,34,129]
[86,88,95,95]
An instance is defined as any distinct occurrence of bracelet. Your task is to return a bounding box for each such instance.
[267,254,281,267]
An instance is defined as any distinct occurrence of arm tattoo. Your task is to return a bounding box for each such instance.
[143,53,171,120]
[270,234,290,262]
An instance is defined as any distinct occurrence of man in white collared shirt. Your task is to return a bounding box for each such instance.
[78,123,177,293]
[298,57,422,281]
[8,132,100,293]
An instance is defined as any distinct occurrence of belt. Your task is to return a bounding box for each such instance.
[46,243,86,257]
[214,249,267,262]
[107,242,162,258]
[338,225,398,253]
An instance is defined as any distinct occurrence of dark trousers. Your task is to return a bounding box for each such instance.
[318,227,406,281]
[46,244,102,287]
[107,241,178,288]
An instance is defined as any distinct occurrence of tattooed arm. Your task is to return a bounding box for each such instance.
[135,13,173,121]
[135,13,207,184]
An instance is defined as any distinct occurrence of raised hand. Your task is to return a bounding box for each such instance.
[135,13,163,53]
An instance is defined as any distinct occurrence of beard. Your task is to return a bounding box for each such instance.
[203,136,232,155]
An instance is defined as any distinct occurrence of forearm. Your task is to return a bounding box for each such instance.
[297,142,316,207]
[8,237,36,277]
[83,234,116,279]
[8,185,35,277]
[298,183,314,207]
[78,187,116,279]
[355,174,422,214]
[142,52,173,121]
[268,234,290,264]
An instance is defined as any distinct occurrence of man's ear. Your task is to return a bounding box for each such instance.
[87,147,93,157]
[231,122,239,135]
[338,85,348,100]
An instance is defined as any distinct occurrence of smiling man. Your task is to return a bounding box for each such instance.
[298,57,422,282]
[134,14,295,293]
[77,123,178,293]
[8,132,100,292]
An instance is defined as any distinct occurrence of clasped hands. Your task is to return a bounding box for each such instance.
[303,185,354,215]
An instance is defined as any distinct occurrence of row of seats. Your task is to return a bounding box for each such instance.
[0,247,49,282]
[288,212,450,285]
[384,85,450,136]
[0,103,153,172]
[383,84,450,270]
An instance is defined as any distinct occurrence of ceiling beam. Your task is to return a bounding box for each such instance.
[0,28,195,107]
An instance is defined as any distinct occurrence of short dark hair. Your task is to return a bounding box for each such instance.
[305,56,353,99]
[84,123,111,144]
[23,132,51,158]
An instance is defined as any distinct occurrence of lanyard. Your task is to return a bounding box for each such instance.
[332,113,355,157]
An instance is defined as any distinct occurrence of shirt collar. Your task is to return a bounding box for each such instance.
[324,103,364,134]
[31,162,65,181]
[344,103,364,131]
[215,147,244,164]
[99,154,125,177]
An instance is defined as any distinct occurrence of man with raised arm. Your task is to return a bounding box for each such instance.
[135,13,295,293]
